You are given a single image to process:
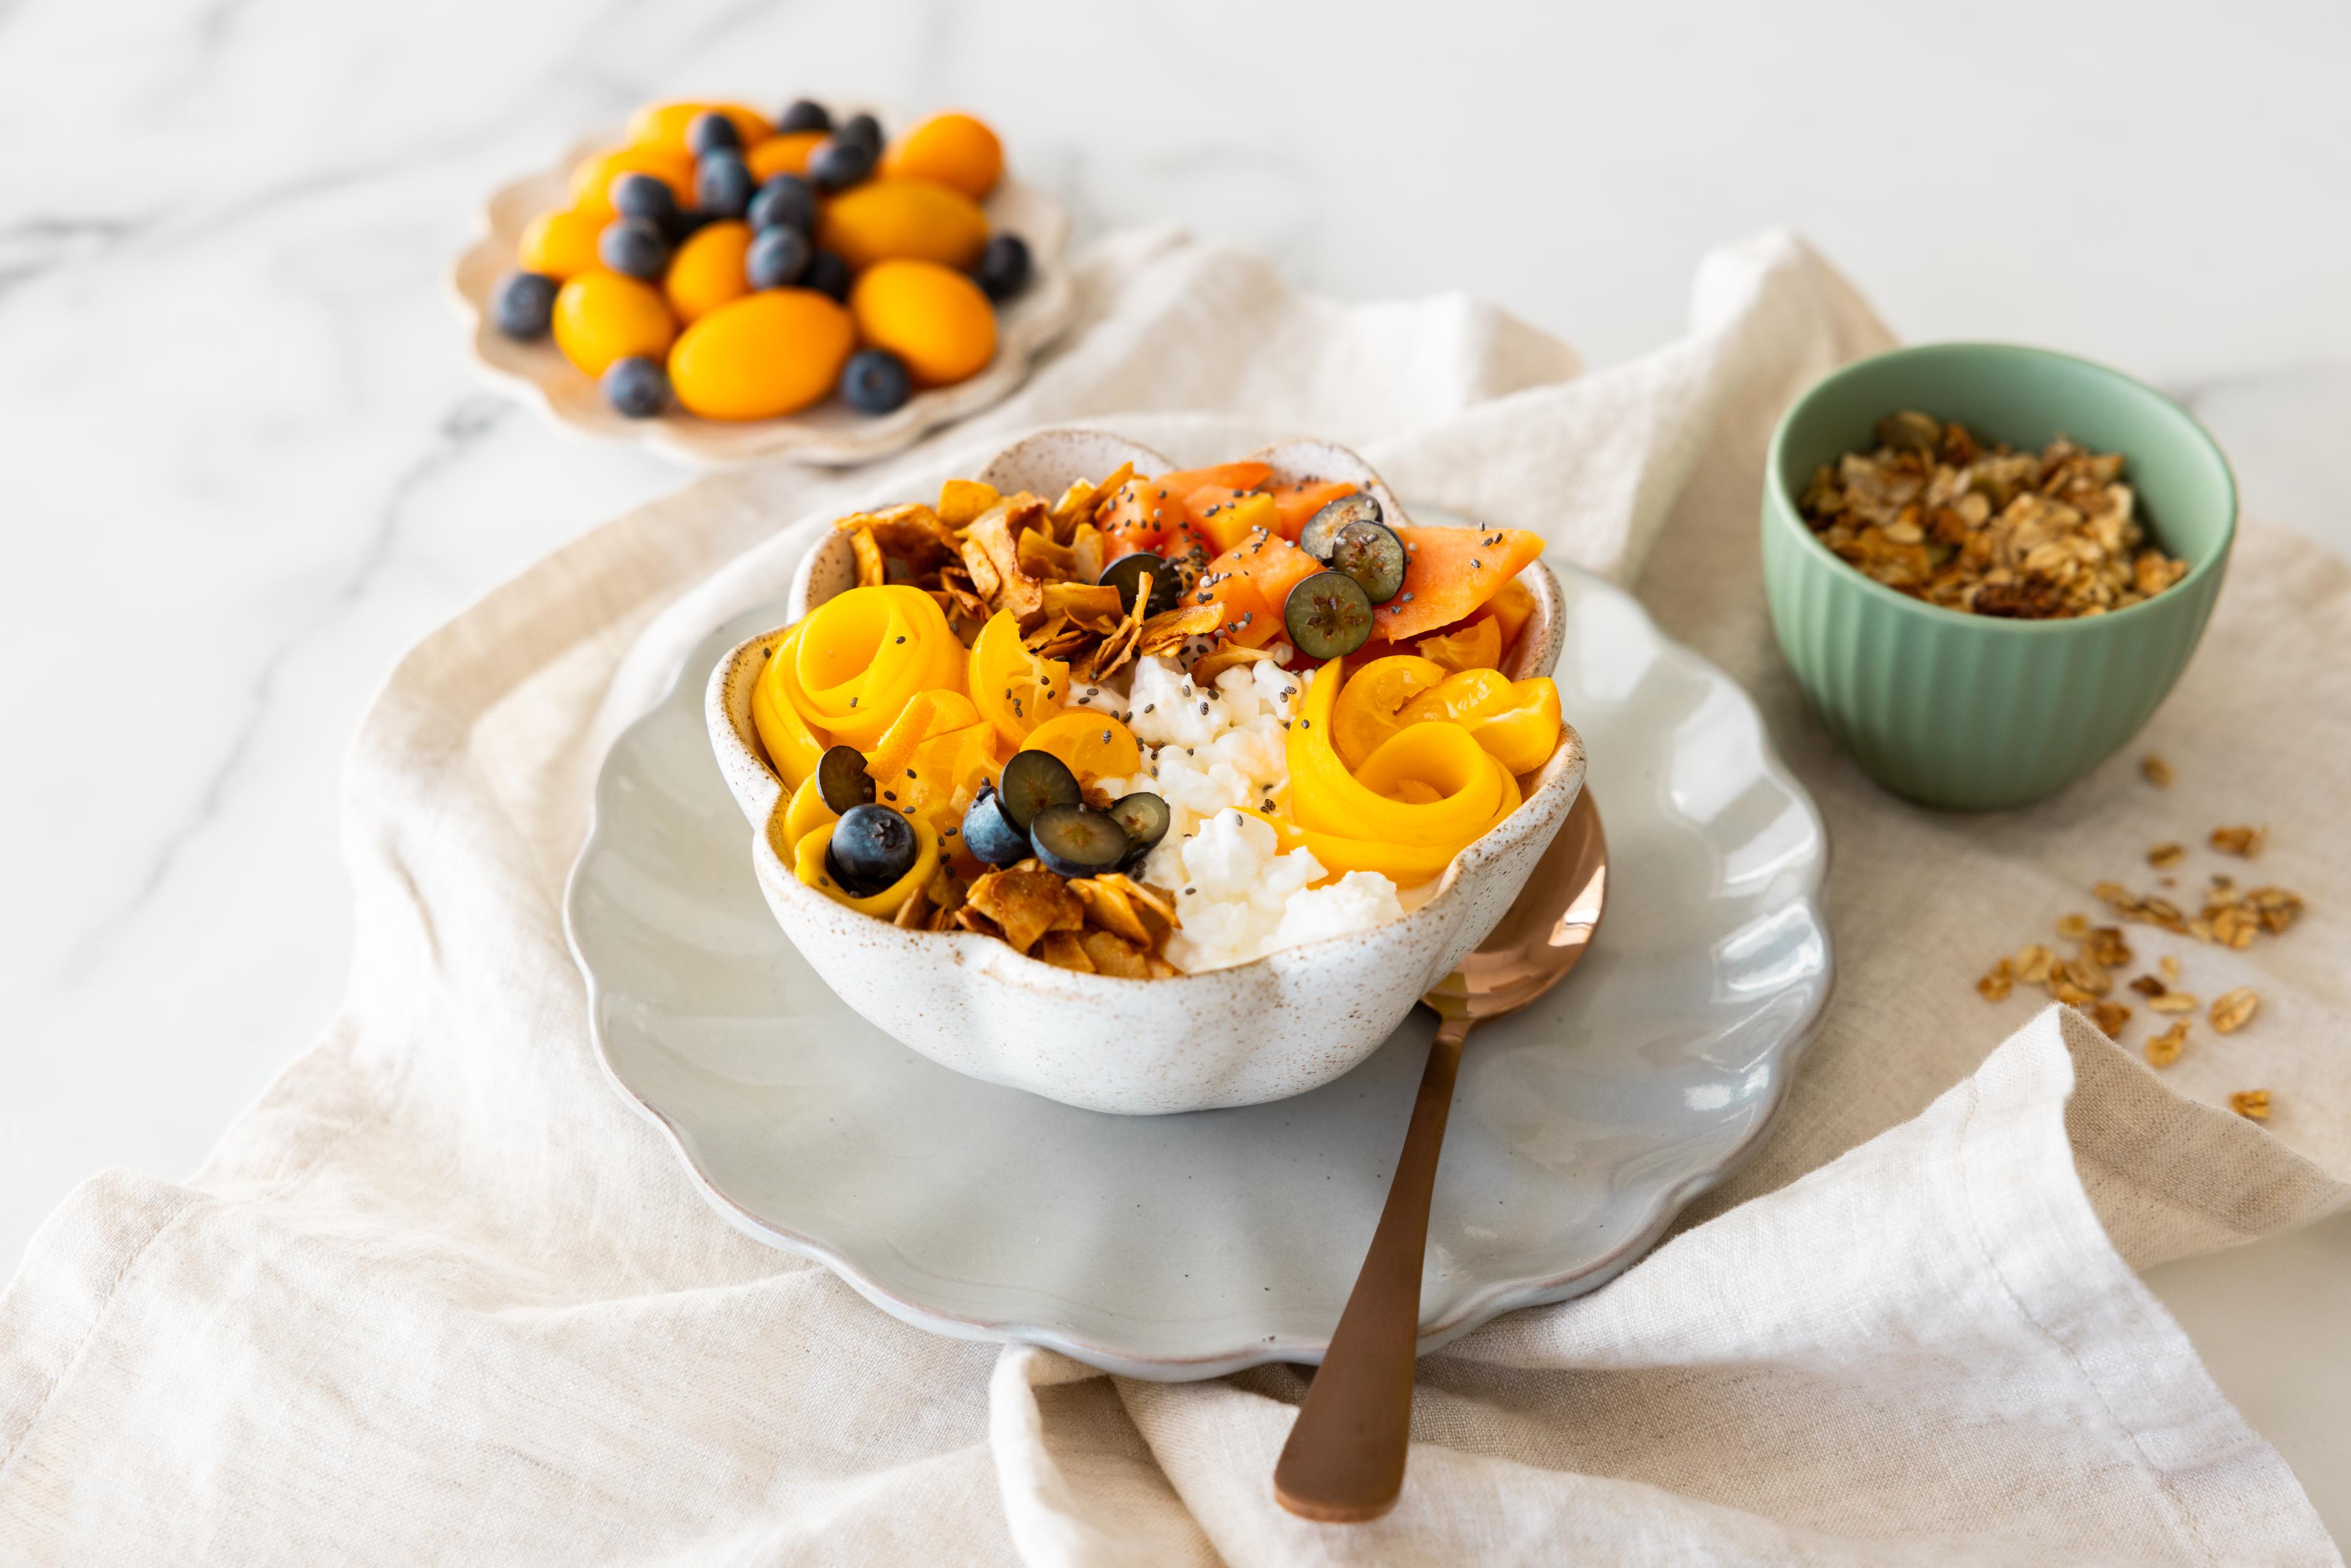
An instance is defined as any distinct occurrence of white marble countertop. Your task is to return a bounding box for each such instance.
[4,0,2345,1543]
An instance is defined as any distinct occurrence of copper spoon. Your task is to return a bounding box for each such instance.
[1273,790,1609,1523]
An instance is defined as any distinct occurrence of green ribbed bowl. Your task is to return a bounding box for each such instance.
[1762,343,2237,811]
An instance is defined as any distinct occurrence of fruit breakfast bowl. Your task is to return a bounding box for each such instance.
[705,432,1584,1114]
[449,96,1076,469]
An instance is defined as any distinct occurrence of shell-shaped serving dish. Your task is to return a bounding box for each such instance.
[447,117,1077,470]
[705,432,1583,1114]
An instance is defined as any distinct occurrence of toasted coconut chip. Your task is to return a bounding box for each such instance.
[1069,522,1107,585]
[843,503,960,573]
[1077,603,1144,684]
[1189,642,1277,685]
[1137,602,1224,656]
[1073,877,1153,946]
[962,498,1052,621]
[953,906,1005,941]
[1101,874,1179,931]
[1040,580,1127,632]
[1145,955,1181,979]
[925,865,966,916]
[939,479,1001,530]
[892,888,929,928]
[1056,462,1133,533]
[1038,929,1097,973]
[1022,611,1071,651]
[849,527,888,588]
[1018,527,1078,582]
[966,863,1087,954]
[1078,928,1152,978]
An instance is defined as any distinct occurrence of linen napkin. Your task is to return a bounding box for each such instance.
[2,228,2344,1566]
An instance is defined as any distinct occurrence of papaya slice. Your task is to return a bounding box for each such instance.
[1195,568,1278,648]
[1269,480,1357,542]
[1189,490,1277,556]
[1094,473,1172,555]
[1155,462,1270,495]
[1196,533,1324,648]
[1378,525,1546,642]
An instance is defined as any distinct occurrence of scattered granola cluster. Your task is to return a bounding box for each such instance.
[1975,756,2303,1122]
[1798,411,2189,618]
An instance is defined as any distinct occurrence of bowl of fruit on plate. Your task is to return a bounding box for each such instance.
[705,430,1584,1114]
[450,96,1075,468]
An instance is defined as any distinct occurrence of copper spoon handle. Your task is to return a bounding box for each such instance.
[1272,1016,1472,1523]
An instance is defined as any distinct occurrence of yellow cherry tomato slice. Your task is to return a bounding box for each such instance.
[1417,613,1504,673]
[1397,667,1514,728]
[1463,678,1563,776]
[968,609,1068,748]
[1019,712,1142,786]
[1330,655,1447,770]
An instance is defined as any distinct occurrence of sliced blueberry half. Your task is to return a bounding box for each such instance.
[996,749,1081,833]
[1098,551,1179,619]
[1284,569,1376,661]
[1327,518,1407,604]
[1299,492,1381,562]
[1029,803,1130,880]
[817,745,876,814]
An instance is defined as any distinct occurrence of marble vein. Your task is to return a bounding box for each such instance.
[55,396,513,981]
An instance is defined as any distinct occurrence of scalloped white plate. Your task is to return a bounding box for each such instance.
[448,122,1076,470]
[566,516,1832,1378]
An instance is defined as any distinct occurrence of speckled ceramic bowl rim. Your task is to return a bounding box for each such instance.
[1766,341,2239,634]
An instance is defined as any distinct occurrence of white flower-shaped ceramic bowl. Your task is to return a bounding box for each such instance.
[447,110,1077,470]
[705,431,1584,1114]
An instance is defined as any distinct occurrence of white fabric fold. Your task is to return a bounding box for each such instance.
[2,230,2344,1565]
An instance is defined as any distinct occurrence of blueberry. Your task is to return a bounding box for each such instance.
[828,803,918,893]
[1107,792,1170,861]
[609,171,677,226]
[801,249,852,304]
[598,217,669,280]
[1029,804,1130,880]
[961,786,1029,867]
[1098,552,1181,619]
[686,111,740,156]
[840,349,912,415]
[696,149,754,219]
[747,173,817,236]
[777,99,831,135]
[601,356,669,418]
[838,111,882,149]
[808,136,876,193]
[972,233,1031,302]
[995,751,1081,833]
[491,271,557,339]
[746,225,812,290]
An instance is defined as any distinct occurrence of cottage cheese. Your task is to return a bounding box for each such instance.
[1074,656,1405,972]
